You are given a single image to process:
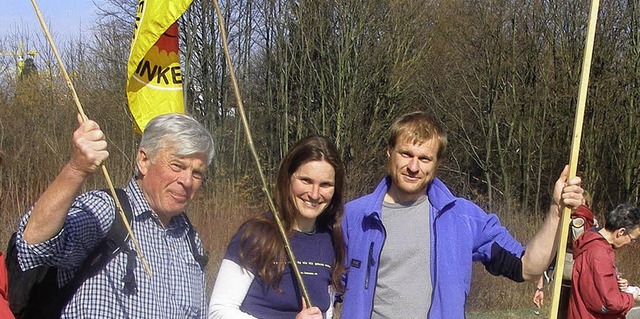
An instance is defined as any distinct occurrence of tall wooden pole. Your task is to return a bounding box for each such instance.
[548,0,599,317]
[211,0,313,307]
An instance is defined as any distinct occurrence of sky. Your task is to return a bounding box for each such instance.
[0,0,97,39]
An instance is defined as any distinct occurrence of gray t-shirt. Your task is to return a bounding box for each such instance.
[372,196,432,318]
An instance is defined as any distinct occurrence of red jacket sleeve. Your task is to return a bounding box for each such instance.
[0,253,15,319]
[572,205,595,230]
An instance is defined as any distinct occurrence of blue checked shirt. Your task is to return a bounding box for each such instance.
[16,179,206,319]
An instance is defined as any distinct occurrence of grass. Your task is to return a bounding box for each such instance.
[467,307,547,319]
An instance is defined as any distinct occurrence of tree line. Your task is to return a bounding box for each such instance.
[1,0,639,225]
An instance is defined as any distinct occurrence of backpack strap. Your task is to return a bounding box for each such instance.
[73,188,133,276]
[182,214,208,270]
[105,188,133,247]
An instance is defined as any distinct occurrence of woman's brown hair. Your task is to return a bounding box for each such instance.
[238,135,346,293]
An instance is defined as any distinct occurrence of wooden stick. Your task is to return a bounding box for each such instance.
[548,0,599,317]
[29,0,152,277]
[211,0,313,307]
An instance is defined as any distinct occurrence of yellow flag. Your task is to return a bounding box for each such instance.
[127,0,193,133]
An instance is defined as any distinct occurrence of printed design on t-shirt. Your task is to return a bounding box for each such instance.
[297,260,331,276]
[270,260,332,276]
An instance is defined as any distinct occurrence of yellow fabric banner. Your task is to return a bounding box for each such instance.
[126,0,193,133]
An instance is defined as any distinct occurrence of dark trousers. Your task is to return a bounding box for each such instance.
[558,280,572,319]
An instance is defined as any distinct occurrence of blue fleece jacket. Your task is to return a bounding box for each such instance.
[341,177,526,319]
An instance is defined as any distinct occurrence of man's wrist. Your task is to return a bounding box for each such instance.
[536,287,544,292]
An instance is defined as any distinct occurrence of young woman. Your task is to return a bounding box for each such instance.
[208,136,346,319]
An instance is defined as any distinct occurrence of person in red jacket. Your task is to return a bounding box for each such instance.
[568,203,640,319]
[533,203,597,317]
[0,252,15,319]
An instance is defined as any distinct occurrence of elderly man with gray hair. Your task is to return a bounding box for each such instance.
[16,113,214,318]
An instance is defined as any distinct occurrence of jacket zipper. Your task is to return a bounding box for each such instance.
[366,218,387,290]
[365,242,374,289]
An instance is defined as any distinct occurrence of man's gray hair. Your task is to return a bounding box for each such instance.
[139,113,215,165]
[604,203,640,232]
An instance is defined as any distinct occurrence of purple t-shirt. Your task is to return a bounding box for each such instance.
[224,225,335,318]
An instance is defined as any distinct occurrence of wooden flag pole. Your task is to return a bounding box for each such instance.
[211,0,313,308]
[30,0,152,277]
[548,0,600,317]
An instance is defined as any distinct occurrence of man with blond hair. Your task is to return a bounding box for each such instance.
[341,111,584,319]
